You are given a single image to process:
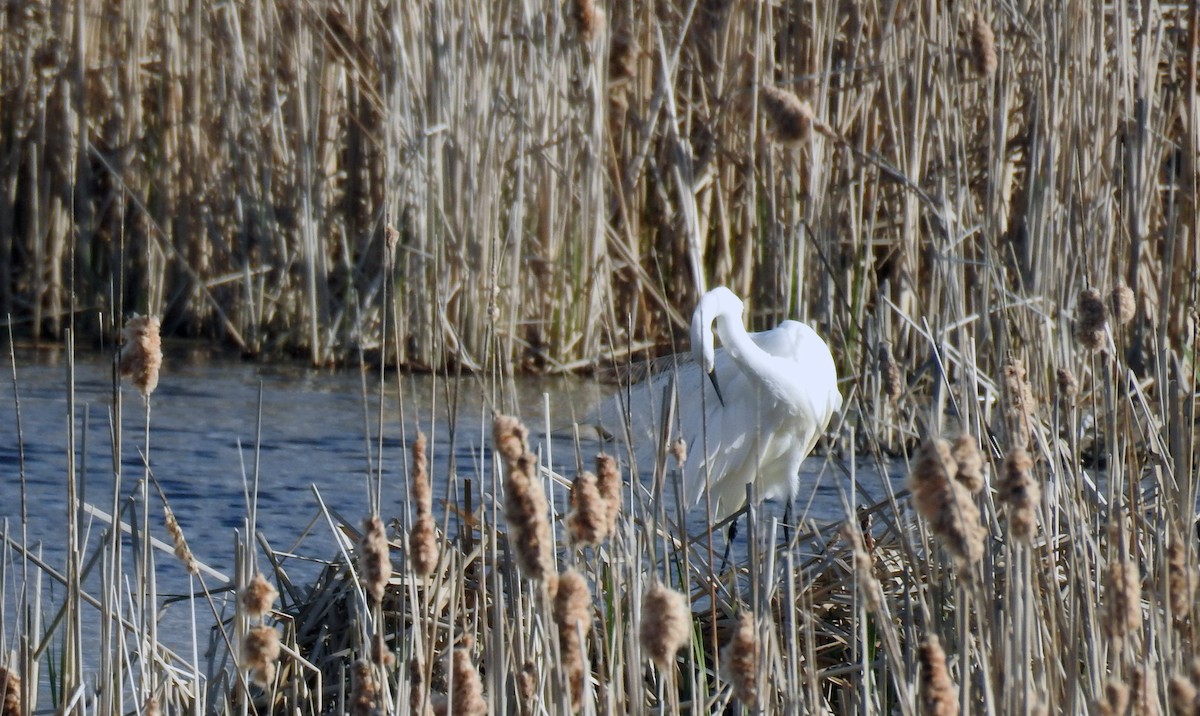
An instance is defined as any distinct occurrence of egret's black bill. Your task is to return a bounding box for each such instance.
[707,368,725,407]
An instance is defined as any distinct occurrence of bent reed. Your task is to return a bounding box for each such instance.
[2,0,1199,714]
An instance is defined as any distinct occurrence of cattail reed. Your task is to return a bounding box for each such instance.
[516,661,538,707]
[998,445,1039,541]
[1,667,20,716]
[495,414,555,581]
[449,648,488,716]
[241,572,278,620]
[409,656,429,715]
[918,634,959,716]
[1076,288,1108,350]
[879,344,904,401]
[411,430,431,515]
[1003,357,1036,449]
[970,12,997,78]
[1056,367,1078,404]
[670,437,687,468]
[361,515,391,605]
[554,569,592,710]
[909,439,987,568]
[1103,557,1143,647]
[609,31,636,81]
[410,514,439,577]
[842,523,883,612]
[595,453,622,534]
[164,506,199,575]
[760,86,817,144]
[1168,674,1198,715]
[1110,282,1136,325]
[567,470,608,547]
[640,582,692,669]
[1167,529,1197,620]
[351,659,381,716]
[951,434,985,494]
[1129,663,1159,716]
[243,625,282,688]
[1098,680,1131,716]
[143,697,160,716]
[571,0,604,44]
[370,630,394,669]
[119,314,163,398]
[722,612,759,708]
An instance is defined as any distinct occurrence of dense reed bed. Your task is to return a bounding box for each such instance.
[2,0,1199,714]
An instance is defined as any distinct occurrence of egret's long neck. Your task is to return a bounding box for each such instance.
[713,314,810,410]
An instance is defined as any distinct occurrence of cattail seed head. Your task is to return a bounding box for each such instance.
[361,515,392,605]
[1076,288,1108,351]
[516,661,538,706]
[640,582,692,668]
[842,523,883,612]
[571,0,605,45]
[1003,357,1036,449]
[760,86,817,144]
[143,697,160,716]
[595,453,622,534]
[1056,368,1077,404]
[1,667,22,716]
[918,634,959,716]
[554,570,592,710]
[119,314,163,398]
[351,659,382,716]
[970,12,997,78]
[951,434,986,494]
[1098,679,1130,716]
[1167,528,1197,620]
[609,31,636,81]
[567,471,609,547]
[164,507,199,575]
[999,445,1040,541]
[409,513,439,577]
[243,625,281,688]
[408,656,429,715]
[412,430,431,517]
[910,439,987,568]
[669,437,687,468]
[879,344,904,401]
[1168,674,1198,715]
[493,413,529,464]
[1103,557,1143,646]
[503,451,555,581]
[241,572,278,620]
[450,648,488,716]
[370,630,394,669]
[721,612,759,708]
[1110,282,1136,325]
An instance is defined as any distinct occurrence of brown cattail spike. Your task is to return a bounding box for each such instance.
[721,612,759,708]
[243,625,282,688]
[409,513,439,577]
[361,516,391,605]
[241,572,278,620]
[554,570,592,710]
[842,523,883,612]
[998,445,1039,541]
[879,344,904,401]
[909,439,987,568]
[1,667,21,716]
[412,431,431,516]
[450,648,488,716]
[970,12,997,78]
[164,507,199,575]
[1075,288,1108,351]
[640,583,692,668]
[1167,528,1197,620]
[496,415,555,581]
[951,434,985,494]
[571,0,605,45]
[370,630,394,669]
[492,413,529,465]
[1103,557,1143,647]
[1167,674,1198,715]
[119,314,163,398]
[918,634,959,716]
[595,453,623,534]
[1056,368,1077,404]
[351,659,381,716]
[1110,282,1136,325]
[760,86,817,145]
[567,470,609,547]
[1002,357,1036,449]
[1098,679,1130,716]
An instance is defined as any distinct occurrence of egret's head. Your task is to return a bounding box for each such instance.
[690,288,742,405]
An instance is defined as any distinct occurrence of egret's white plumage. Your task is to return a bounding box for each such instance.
[594,287,841,522]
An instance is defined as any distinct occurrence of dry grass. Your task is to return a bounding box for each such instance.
[1,0,1199,714]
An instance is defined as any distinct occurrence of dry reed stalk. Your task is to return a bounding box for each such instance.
[243,625,282,688]
[951,434,986,494]
[119,314,163,398]
[998,445,1039,541]
[721,612,759,708]
[350,659,382,716]
[1076,289,1108,351]
[918,634,959,716]
[909,439,987,568]
[594,453,622,534]
[495,414,555,581]
[841,523,883,612]
[554,569,592,710]
[1103,557,1143,647]
[879,344,904,401]
[0,668,20,716]
[163,506,199,575]
[361,515,391,605]
[241,573,278,620]
[1003,358,1036,449]
[970,12,997,78]
[640,582,692,669]
[409,513,439,577]
[1110,282,1136,325]
[1167,528,1197,620]
[567,470,608,547]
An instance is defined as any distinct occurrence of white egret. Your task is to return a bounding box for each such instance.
[592,287,842,523]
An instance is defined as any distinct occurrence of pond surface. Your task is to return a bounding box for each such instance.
[0,343,898,668]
